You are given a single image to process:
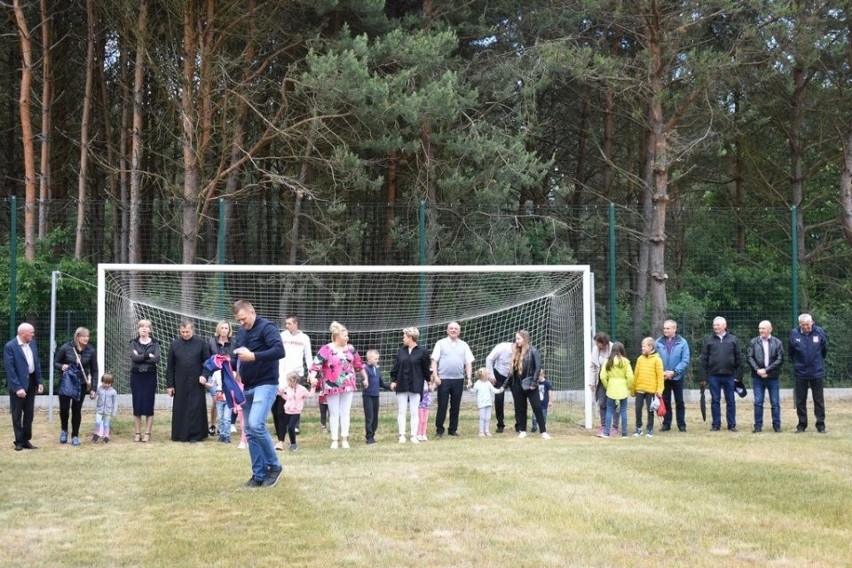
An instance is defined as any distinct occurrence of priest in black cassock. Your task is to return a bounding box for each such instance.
[166,321,212,442]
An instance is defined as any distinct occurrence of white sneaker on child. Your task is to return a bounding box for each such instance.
[518,431,528,439]
[399,435,406,444]
[330,440,339,449]
[541,432,551,440]
[237,441,246,449]
[410,437,419,444]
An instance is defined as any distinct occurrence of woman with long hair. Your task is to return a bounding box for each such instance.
[598,342,634,438]
[509,330,549,439]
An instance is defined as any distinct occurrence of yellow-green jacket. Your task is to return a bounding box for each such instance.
[599,356,634,400]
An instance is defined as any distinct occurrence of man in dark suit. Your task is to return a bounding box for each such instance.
[4,323,44,450]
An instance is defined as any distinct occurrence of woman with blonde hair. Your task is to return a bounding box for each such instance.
[54,327,99,446]
[508,330,549,439]
[308,321,368,449]
[129,319,161,442]
[206,320,233,436]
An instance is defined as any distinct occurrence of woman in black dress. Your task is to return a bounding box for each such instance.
[130,319,160,442]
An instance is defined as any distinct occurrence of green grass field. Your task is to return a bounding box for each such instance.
[1,400,850,567]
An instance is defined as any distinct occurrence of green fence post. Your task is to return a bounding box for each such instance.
[608,202,617,339]
[217,198,227,318]
[419,200,427,326]
[790,205,798,329]
[9,195,18,337]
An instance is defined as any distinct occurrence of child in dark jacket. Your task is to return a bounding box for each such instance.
[362,350,390,444]
[531,370,553,433]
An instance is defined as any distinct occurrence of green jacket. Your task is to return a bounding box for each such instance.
[599,356,634,400]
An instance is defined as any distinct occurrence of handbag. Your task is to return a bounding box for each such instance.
[655,394,667,417]
[58,366,82,400]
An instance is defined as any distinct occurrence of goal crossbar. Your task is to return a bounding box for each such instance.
[97,264,595,428]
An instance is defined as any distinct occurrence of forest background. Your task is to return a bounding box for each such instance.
[1,1,850,386]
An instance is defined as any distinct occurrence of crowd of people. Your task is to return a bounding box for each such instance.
[589,315,830,438]
[3,307,832,488]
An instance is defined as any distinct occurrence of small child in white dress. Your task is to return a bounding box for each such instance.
[469,367,504,436]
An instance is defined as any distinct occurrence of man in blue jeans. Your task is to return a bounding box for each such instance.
[699,317,743,432]
[747,320,784,433]
[655,320,691,432]
[233,300,285,488]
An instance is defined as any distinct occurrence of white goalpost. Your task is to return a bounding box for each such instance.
[97,264,594,428]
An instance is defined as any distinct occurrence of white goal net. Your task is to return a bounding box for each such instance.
[97,264,594,427]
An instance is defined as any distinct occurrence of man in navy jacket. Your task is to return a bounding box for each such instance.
[4,323,45,450]
[233,300,286,488]
[788,313,828,433]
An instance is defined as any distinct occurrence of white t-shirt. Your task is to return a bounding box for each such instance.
[279,330,313,387]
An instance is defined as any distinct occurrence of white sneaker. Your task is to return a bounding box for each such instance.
[237,441,246,449]
[541,432,551,440]
[399,435,406,444]
[330,440,339,449]
[518,431,528,439]
[341,439,350,449]
[410,437,419,444]
[230,424,237,434]
[420,435,428,441]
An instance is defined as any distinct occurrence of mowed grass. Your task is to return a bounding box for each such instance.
[1,400,850,568]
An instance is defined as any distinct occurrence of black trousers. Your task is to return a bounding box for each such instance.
[272,397,286,441]
[512,382,546,434]
[662,380,686,429]
[286,414,301,444]
[435,378,464,435]
[493,370,508,429]
[11,376,37,444]
[59,394,85,437]
[795,377,826,430]
[363,395,379,440]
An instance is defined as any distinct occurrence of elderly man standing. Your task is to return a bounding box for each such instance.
[485,340,513,433]
[4,323,45,450]
[789,314,828,434]
[655,320,691,433]
[747,320,784,433]
[699,316,743,432]
[432,321,474,438]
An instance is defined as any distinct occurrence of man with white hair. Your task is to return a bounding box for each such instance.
[788,313,828,434]
[4,323,45,450]
[747,320,784,433]
[699,316,743,432]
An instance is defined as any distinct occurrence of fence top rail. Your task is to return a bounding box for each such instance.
[97,264,591,274]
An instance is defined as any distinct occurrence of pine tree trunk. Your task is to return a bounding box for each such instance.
[75,0,96,260]
[128,0,148,266]
[13,0,38,261]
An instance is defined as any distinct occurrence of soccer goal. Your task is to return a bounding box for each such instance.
[97,264,594,428]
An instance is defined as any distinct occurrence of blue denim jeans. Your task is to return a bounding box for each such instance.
[752,375,780,430]
[243,384,281,481]
[605,397,628,434]
[532,407,548,431]
[708,374,736,429]
[216,399,231,438]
